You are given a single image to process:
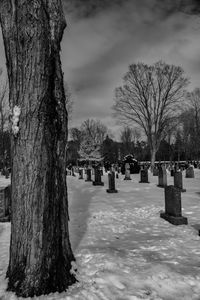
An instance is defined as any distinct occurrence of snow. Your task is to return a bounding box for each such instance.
[1,170,200,299]
[0,176,10,189]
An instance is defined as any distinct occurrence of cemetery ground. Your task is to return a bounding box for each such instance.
[0,170,200,299]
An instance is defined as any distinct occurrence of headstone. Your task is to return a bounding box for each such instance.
[107,171,118,193]
[160,185,188,225]
[71,167,76,177]
[153,166,159,176]
[93,168,104,186]
[174,171,186,192]
[139,169,149,183]
[0,185,11,222]
[185,166,194,178]
[124,163,131,180]
[157,167,167,188]
[78,168,84,179]
[85,168,92,182]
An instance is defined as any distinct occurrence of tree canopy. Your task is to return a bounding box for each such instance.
[113,61,189,165]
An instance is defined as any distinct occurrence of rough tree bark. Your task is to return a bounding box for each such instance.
[0,78,8,168]
[0,0,76,297]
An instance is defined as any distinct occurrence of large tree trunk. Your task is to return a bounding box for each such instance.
[0,0,76,297]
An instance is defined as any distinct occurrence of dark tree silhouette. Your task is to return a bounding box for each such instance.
[113,61,189,166]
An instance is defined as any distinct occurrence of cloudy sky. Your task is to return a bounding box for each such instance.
[0,0,200,138]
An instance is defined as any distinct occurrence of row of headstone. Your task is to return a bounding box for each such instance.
[156,166,187,193]
[153,164,195,177]
[138,166,187,193]
[76,167,119,193]
[70,164,195,230]
[78,165,189,193]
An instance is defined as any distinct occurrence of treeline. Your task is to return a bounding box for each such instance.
[67,115,200,165]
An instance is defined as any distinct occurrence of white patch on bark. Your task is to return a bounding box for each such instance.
[11,0,16,16]
[12,105,21,136]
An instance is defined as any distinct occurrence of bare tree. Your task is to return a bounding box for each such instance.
[178,88,200,159]
[120,126,132,144]
[186,88,200,133]
[81,118,108,145]
[120,126,133,155]
[113,61,189,166]
[70,127,83,146]
[0,1,76,297]
[132,127,141,144]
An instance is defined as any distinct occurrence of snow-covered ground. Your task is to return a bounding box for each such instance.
[0,169,200,299]
[0,175,11,189]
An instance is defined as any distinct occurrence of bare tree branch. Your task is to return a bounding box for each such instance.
[113,61,189,165]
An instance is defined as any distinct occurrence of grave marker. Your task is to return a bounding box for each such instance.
[93,168,104,186]
[85,168,92,182]
[124,163,131,180]
[185,166,194,178]
[174,171,186,192]
[157,166,167,188]
[160,185,188,225]
[71,167,76,177]
[139,169,149,183]
[153,166,159,176]
[78,168,84,179]
[107,171,118,193]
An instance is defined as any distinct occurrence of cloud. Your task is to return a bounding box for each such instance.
[63,0,130,18]
[63,0,200,20]
[178,0,200,14]
[62,0,199,93]
[0,0,199,137]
